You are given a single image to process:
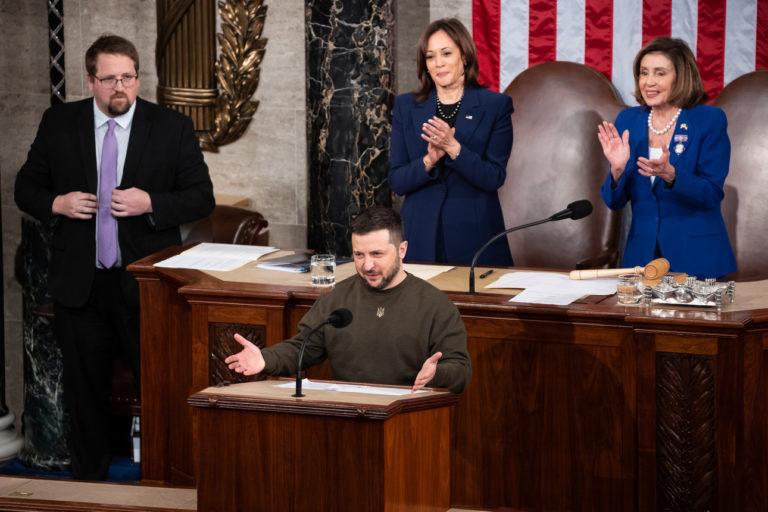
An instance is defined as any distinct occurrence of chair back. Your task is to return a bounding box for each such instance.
[714,70,768,281]
[183,205,270,246]
[499,61,625,269]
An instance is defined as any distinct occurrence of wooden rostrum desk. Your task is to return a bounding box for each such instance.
[129,246,768,512]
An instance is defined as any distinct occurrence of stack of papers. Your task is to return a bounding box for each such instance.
[155,243,278,271]
[485,271,617,305]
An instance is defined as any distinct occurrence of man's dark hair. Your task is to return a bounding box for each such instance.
[85,35,140,77]
[351,206,403,245]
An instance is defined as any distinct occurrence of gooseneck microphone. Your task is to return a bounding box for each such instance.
[468,200,593,294]
[293,308,353,397]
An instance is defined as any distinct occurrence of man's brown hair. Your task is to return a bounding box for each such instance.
[351,206,403,245]
[85,35,140,77]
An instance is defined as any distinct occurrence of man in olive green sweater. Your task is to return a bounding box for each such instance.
[225,206,471,393]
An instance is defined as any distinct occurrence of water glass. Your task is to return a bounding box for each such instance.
[617,273,642,304]
[310,254,335,286]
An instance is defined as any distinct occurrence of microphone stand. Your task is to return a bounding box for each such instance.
[468,218,551,294]
[293,321,329,397]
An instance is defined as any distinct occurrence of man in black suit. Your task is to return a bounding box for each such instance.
[15,35,215,480]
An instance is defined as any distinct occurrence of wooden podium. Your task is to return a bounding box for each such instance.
[188,379,459,512]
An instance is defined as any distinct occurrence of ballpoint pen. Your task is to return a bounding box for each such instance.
[479,269,494,279]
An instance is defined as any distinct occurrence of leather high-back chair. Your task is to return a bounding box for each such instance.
[183,205,270,246]
[714,70,768,281]
[499,62,625,269]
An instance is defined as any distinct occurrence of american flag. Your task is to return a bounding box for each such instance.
[472,0,768,102]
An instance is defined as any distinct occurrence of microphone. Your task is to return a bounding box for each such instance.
[293,308,353,397]
[468,200,594,294]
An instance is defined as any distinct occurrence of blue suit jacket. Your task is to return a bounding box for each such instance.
[600,105,736,278]
[389,87,514,265]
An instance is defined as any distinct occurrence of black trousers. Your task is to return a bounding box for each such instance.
[54,268,140,480]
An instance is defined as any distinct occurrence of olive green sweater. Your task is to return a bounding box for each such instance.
[261,273,471,393]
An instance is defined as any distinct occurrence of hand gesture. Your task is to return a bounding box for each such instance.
[597,121,630,181]
[224,333,266,376]
[111,187,152,217]
[423,143,446,171]
[52,191,98,219]
[637,145,676,183]
[422,117,460,158]
[412,351,442,392]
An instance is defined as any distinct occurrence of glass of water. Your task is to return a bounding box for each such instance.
[617,273,642,304]
[310,254,335,286]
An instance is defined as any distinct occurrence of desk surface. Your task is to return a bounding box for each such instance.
[144,245,768,315]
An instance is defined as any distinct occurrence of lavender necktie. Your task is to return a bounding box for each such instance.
[97,119,118,268]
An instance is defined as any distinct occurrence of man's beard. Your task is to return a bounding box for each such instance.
[363,257,401,290]
[107,94,131,116]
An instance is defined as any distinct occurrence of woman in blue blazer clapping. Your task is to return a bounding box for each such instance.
[598,37,736,279]
[389,18,513,266]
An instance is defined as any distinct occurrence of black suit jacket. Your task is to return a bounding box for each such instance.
[15,97,215,307]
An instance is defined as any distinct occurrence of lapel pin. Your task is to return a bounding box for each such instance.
[674,143,685,155]
[673,134,688,142]
[465,115,473,120]
[680,123,688,130]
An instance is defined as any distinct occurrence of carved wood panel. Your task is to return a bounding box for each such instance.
[209,322,266,386]
[656,352,716,511]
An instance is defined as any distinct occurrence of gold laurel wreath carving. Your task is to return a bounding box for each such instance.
[199,0,268,151]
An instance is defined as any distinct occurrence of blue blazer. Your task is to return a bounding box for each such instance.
[389,87,514,266]
[601,105,736,278]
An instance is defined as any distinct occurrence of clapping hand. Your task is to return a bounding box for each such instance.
[597,121,630,181]
[637,145,676,183]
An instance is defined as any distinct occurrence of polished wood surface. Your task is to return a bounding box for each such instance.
[190,380,455,512]
[130,246,768,511]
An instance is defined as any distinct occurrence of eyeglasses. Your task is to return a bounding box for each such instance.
[92,74,138,88]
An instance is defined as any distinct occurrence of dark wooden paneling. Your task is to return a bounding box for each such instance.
[655,353,716,511]
[195,406,450,512]
[129,247,768,511]
[453,322,635,511]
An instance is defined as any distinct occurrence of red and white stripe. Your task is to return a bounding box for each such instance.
[473,0,768,102]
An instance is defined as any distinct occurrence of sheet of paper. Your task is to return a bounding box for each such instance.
[486,271,617,296]
[509,288,587,305]
[274,379,424,396]
[155,242,278,271]
[403,263,455,281]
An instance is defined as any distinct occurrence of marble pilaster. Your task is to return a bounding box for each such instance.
[17,216,68,469]
[306,0,395,255]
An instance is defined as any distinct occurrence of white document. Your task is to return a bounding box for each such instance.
[155,242,278,271]
[485,271,617,305]
[403,263,455,281]
[487,271,618,295]
[275,379,424,396]
[509,288,587,305]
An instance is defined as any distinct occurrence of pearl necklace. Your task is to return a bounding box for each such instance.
[437,90,464,119]
[647,107,682,136]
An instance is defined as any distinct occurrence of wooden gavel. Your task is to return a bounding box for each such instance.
[569,258,670,280]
